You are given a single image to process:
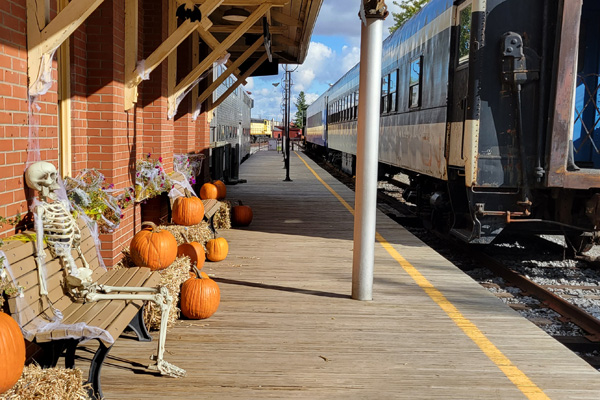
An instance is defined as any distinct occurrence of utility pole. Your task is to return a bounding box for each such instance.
[283,66,292,181]
[352,0,388,301]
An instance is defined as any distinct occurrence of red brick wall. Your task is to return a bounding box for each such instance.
[0,0,212,266]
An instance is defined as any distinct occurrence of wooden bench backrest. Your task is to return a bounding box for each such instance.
[202,199,221,219]
[3,219,103,327]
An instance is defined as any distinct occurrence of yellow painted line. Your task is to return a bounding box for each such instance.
[295,152,550,400]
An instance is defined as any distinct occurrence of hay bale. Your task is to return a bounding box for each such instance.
[143,256,191,330]
[0,365,91,400]
[158,222,213,245]
[213,200,231,230]
[114,249,191,331]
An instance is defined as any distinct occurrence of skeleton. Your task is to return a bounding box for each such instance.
[26,161,185,378]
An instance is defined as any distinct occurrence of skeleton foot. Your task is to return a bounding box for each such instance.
[148,358,187,378]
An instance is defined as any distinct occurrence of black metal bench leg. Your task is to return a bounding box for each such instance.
[87,340,112,400]
[64,339,80,369]
[39,340,67,368]
[127,304,152,342]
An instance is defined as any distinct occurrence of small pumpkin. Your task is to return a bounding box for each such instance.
[177,235,205,270]
[172,190,205,226]
[181,267,220,319]
[231,202,253,227]
[206,236,229,262]
[213,180,227,200]
[0,312,25,394]
[199,183,218,200]
[130,221,178,271]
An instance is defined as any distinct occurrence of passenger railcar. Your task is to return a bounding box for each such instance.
[210,64,253,182]
[306,0,600,251]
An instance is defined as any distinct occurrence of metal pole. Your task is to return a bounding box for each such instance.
[352,1,388,301]
[284,68,292,181]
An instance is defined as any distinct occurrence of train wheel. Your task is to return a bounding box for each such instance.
[565,234,594,255]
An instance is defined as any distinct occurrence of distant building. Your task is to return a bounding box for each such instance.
[273,125,302,140]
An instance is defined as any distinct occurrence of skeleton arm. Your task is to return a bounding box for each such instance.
[33,205,48,296]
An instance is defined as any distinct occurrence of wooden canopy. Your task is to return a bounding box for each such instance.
[27,0,323,116]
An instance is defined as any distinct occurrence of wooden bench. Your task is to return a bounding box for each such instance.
[202,198,222,233]
[1,219,160,399]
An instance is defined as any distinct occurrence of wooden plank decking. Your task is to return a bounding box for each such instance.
[82,151,600,399]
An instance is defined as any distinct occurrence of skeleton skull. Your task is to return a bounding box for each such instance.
[26,161,60,200]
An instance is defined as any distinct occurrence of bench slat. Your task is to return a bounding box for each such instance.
[202,199,221,218]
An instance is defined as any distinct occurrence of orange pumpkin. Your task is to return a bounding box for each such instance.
[199,183,218,200]
[0,312,25,394]
[172,191,204,226]
[177,241,205,270]
[231,204,253,227]
[206,237,229,262]
[130,221,177,271]
[213,180,227,200]
[181,267,220,319]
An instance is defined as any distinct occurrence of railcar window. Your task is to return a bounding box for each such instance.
[389,70,397,113]
[344,96,348,121]
[381,75,389,114]
[458,5,472,64]
[409,58,422,108]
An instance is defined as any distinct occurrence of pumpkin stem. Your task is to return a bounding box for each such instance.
[192,265,203,278]
[141,221,160,232]
[181,232,190,244]
[184,188,193,198]
[238,200,244,206]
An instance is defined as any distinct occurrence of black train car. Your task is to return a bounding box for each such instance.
[306,0,600,251]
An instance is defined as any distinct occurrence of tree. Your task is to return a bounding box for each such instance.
[389,0,429,34]
[293,91,308,129]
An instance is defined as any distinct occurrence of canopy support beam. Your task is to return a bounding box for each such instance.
[211,52,268,110]
[168,2,272,117]
[197,36,264,106]
[124,0,224,110]
[27,0,106,97]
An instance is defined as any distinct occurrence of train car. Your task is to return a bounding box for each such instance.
[306,0,600,252]
[210,63,253,182]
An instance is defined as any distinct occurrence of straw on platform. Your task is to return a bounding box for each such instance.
[158,221,213,245]
[0,364,91,400]
[213,200,231,230]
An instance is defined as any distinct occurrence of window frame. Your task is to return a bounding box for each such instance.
[457,2,472,66]
[409,56,423,109]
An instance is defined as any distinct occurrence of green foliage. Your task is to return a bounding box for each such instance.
[293,91,309,129]
[389,0,430,33]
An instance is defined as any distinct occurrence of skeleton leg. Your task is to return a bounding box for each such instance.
[85,286,186,378]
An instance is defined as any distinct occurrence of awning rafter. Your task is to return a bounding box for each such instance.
[168,2,274,117]
[27,0,106,96]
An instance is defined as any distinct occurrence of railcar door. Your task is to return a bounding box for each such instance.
[573,1,600,169]
[447,1,472,167]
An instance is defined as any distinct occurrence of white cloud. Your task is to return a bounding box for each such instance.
[341,45,360,72]
[293,42,334,91]
[243,77,254,91]
[313,0,397,45]
[304,92,320,105]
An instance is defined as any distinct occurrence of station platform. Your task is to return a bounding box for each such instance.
[95,151,600,399]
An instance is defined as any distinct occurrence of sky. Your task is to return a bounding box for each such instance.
[244,0,398,122]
